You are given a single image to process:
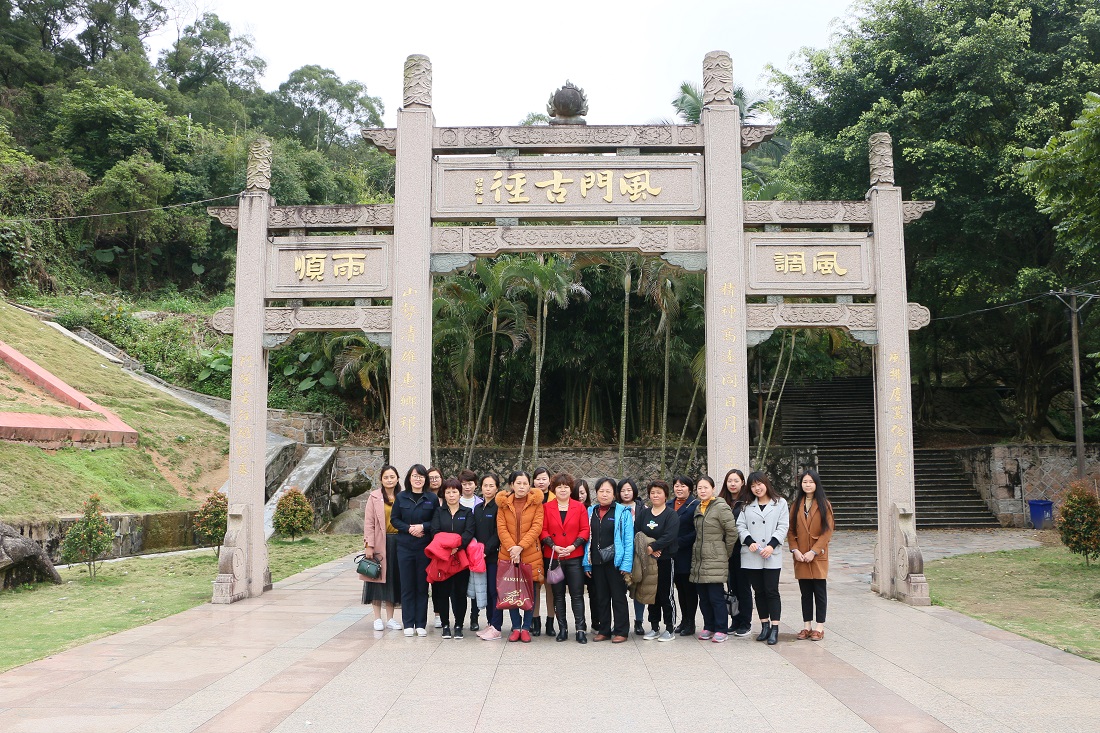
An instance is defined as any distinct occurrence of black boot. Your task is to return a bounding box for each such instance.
[454,625,464,640]
[556,624,568,642]
[531,617,542,637]
[767,624,779,646]
[634,620,644,636]
[756,622,771,642]
[576,630,587,644]
[546,617,556,637]
[469,611,479,632]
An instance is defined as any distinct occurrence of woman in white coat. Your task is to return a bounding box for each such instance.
[736,470,789,646]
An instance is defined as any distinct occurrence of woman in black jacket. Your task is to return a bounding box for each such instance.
[637,480,680,641]
[474,473,503,640]
[429,478,475,639]
[390,464,437,637]
[669,475,699,636]
[721,468,754,637]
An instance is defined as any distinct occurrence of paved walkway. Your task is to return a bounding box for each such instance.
[3,529,1096,733]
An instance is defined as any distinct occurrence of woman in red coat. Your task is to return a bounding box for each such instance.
[541,472,591,644]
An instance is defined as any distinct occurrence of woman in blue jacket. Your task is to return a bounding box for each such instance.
[583,477,634,643]
[669,475,699,636]
[390,464,437,637]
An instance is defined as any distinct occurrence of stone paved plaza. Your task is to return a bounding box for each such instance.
[2,529,1097,733]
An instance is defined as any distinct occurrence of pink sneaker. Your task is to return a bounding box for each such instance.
[697,630,713,640]
[712,632,728,643]
[480,628,502,640]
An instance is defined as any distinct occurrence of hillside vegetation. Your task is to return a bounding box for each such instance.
[0,301,227,520]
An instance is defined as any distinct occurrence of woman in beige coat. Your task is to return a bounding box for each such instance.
[362,464,402,631]
[787,470,834,641]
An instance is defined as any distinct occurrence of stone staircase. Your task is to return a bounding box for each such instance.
[778,378,999,529]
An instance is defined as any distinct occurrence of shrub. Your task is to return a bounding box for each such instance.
[194,492,228,557]
[60,494,115,579]
[273,489,313,541]
[1057,481,1100,566]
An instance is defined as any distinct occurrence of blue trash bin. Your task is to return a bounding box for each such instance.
[1027,499,1054,529]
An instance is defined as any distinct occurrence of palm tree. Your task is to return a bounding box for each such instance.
[324,333,391,427]
[506,253,589,467]
[636,258,683,478]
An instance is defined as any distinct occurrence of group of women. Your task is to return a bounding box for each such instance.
[360,464,834,645]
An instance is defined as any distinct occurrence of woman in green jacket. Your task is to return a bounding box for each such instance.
[689,475,739,642]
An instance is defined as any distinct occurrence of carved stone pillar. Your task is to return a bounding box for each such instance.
[702,51,751,476]
[213,138,272,603]
[388,56,435,472]
[868,133,929,605]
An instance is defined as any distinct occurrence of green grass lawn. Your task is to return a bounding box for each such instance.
[0,301,229,520]
[926,543,1100,662]
[0,533,363,672]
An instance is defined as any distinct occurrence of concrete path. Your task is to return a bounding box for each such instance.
[2,529,1095,733]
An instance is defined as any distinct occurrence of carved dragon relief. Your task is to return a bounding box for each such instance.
[430,226,707,255]
[208,205,394,230]
[211,307,392,335]
[743,303,930,331]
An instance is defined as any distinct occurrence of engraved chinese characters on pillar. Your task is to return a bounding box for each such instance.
[403,54,432,108]
[886,352,909,478]
[717,281,740,435]
[396,287,420,431]
[246,138,272,191]
[869,132,895,186]
[702,50,734,106]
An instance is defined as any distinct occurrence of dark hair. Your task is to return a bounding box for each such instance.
[647,480,670,500]
[506,470,531,488]
[458,469,478,483]
[404,464,429,492]
[795,470,831,531]
[480,473,501,493]
[549,472,577,498]
[615,478,639,504]
[696,475,716,492]
[378,464,400,505]
[720,468,748,507]
[672,475,695,493]
[574,478,591,506]
[745,470,779,502]
[441,477,462,500]
[593,477,617,502]
[532,466,550,481]
[427,466,442,480]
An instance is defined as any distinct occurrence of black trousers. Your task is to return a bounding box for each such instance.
[799,578,827,622]
[485,560,503,629]
[432,568,470,628]
[673,573,697,631]
[727,553,754,630]
[697,582,728,634]
[647,555,676,631]
[744,568,782,621]
[551,557,587,630]
[397,546,430,629]
[590,562,629,636]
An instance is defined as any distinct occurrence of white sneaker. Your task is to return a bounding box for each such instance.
[416,628,427,637]
[658,630,675,642]
[643,629,659,640]
[403,627,414,637]
[373,619,384,631]
[386,619,402,630]
[434,616,442,628]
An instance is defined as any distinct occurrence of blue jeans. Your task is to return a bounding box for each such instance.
[397,545,430,629]
[698,582,728,634]
[509,608,533,630]
[486,560,503,630]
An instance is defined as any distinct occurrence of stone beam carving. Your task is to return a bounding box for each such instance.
[741,125,777,151]
[246,138,272,191]
[211,306,391,335]
[870,132,894,186]
[702,50,734,107]
[403,54,431,107]
[744,302,931,331]
[742,200,935,225]
[208,205,394,230]
[431,225,706,257]
[361,128,397,152]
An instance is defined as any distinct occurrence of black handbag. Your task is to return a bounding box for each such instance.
[598,545,616,564]
[355,553,382,579]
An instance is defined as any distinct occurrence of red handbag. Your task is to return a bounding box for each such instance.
[495,560,534,610]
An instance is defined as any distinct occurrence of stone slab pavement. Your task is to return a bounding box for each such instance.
[2,529,1096,733]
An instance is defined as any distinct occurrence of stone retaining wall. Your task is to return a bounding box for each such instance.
[952,443,1100,526]
[13,510,201,564]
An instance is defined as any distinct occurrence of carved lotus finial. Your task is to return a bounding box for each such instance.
[246,138,272,191]
[403,54,432,108]
[546,81,588,125]
[869,132,895,186]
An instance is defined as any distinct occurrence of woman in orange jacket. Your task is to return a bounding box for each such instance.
[495,470,545,642]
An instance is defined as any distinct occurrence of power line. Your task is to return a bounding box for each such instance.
[931,280,1100,322]
[0,193,240,224]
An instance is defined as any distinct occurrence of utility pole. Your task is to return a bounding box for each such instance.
[1052,290,1096,478]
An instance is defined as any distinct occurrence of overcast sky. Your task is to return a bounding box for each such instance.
[148,0,859,127]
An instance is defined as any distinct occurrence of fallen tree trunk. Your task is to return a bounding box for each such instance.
[0,522,63,588]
